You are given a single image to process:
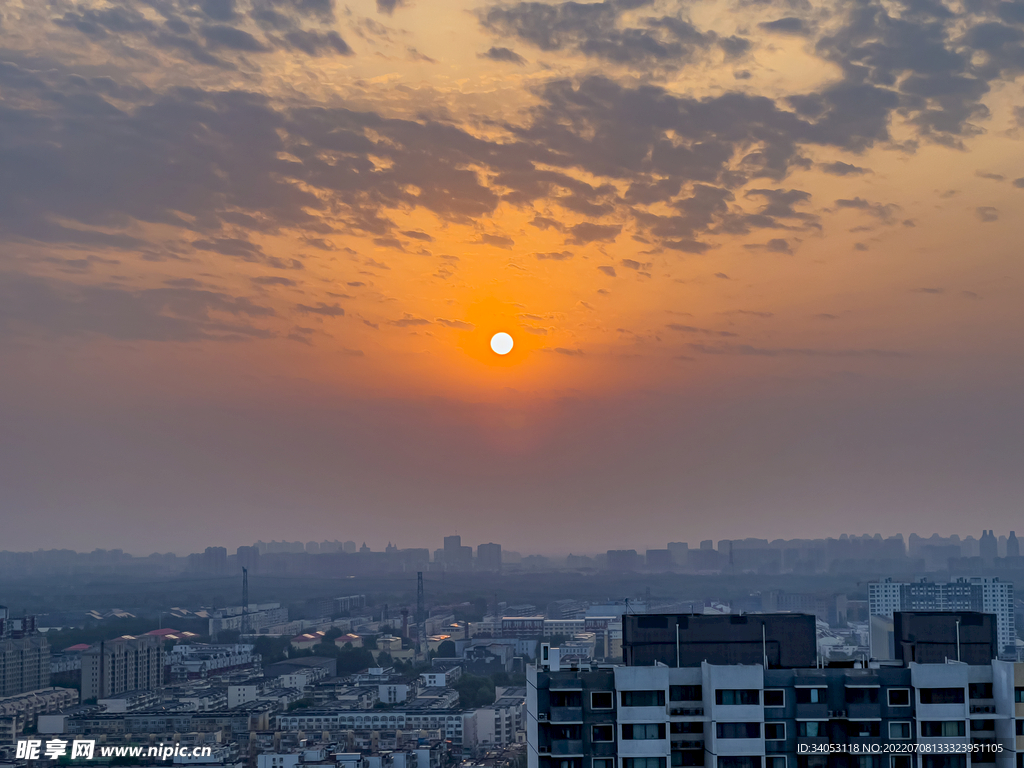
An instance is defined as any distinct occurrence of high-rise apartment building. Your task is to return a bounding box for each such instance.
[81,636,163,700]
[0,608,50,697]
[869,578,1016,657]
[477,543,502,572]
[528,613,1024,768]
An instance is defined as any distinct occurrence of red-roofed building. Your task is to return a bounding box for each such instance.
[290,631,326,650]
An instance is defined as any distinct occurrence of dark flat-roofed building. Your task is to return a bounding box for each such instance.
[623,613,817,669]
[893,611,997,665]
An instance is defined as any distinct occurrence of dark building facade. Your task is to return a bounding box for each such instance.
[623,614,817,669]
[893,612,998,665]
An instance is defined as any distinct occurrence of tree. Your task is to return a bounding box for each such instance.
[324,627,343,641]
[454,674,496,708]
[437,640,457,658]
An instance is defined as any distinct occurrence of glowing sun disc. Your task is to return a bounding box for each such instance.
[490,332,514,355]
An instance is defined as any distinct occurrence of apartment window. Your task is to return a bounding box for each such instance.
[594,760,613,768]
[920,688,964,705]
[797,721,826,738]
[672,753,704,768]
[1015,720,1023,736]
[796,688,827,704]
[1015,688,1024,704]
[716,690,759,706]
[846,688,879,704]
[555,760,582,768]
[891,757,912,768]
[671,722,703,734]
[764,690,785,707]
[622,723,665,740]
[718,758,760,768]
[623,759,666,768]
[592,725,614,742]
[622,691,666,707]
[848,721,880,737]
[716,722,759,739]
[887,689,911,707]
[766,758,786,768]
[968,683,992,699]
[889,722,911,739]
[592,692,614,710]
[670,686,702,702]
[921,721,965,737]
[552,725,582,740]
[764,722,785,740]
[971,720,995,731]
[553,692,583,707]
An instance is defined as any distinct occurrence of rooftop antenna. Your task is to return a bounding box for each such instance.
[241,567,249,637]
[416,571,426,657]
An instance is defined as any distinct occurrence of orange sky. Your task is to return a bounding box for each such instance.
[1,0,1023,553]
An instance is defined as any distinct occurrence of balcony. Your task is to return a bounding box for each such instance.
[846,704,882,720]
[672,739,704,749]
[549,708,583,723]
[550,740,584,756]
[969,704,996,715]
[795,703,828,719]
[670,707,704,717]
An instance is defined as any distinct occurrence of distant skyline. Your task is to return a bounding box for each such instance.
[2,528,1021,559]
[1,0,1023,552]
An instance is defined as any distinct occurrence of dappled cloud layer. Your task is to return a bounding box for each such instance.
[2,0,1023,398]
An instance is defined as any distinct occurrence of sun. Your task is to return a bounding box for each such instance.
[490,332,514,355]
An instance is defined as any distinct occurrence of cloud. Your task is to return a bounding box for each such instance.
[295,302,345,316]
[480,47,527,64]
[759,17,811,35]
[390,315,431,327]
[477,233,515,249]
[820,161,870,176]
[620,259,651,270]
[835,197,899,223]
[554,347,583,355]
[377,0,410,14]
[478,0,720,68]
[911,287,944,294]
[435,318,475,330]
[401,230,434,242]
[722,310,774,319]
[252,275,298,287]
[976,206,999,222]
[0,272,275,342]
[597,266,617,277]
[975,171,1004,181]
[534,251,574,260]
[666,324,738,337]
[567,222,622,245]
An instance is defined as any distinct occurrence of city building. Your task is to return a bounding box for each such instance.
[622,614,817,669]
[892,612,998,664]
[478,544,503,572]
[80,635,163,700]
[0,687,78,744]
[528,613,1024,768]
[869,578,1016,658]
[0,609,49,697]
